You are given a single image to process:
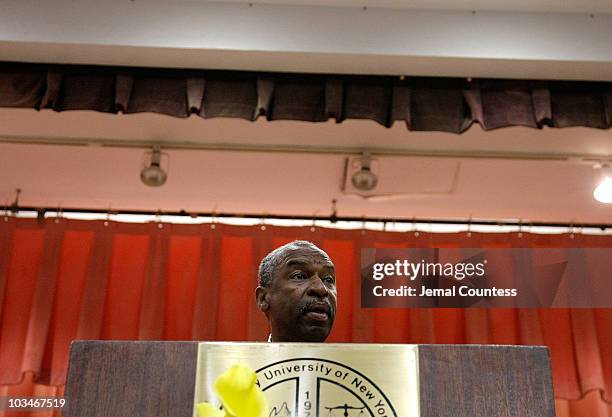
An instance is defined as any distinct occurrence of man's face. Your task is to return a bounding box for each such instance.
[262,246,337,342]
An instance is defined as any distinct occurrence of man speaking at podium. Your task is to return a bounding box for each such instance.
[256,241,337,342]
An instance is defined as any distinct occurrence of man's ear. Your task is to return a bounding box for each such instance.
[255,286,270,312]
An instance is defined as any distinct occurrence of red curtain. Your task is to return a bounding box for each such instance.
[0,218,610,417]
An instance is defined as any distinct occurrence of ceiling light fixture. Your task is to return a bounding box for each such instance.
[593,163,612,204]
[351,152,378,191]
[140,146,168,187]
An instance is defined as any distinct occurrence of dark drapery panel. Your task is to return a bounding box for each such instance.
[0,218,610,417]
[1,62,611,132]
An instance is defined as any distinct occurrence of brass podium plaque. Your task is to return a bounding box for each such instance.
[193,343,419,417]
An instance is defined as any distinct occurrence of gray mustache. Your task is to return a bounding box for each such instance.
[300,299,335,317]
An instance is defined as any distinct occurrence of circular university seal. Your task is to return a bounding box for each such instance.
[256,358,397,417]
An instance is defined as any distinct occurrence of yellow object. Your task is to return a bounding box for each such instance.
[196,363,269,417]
[196,402,225,417]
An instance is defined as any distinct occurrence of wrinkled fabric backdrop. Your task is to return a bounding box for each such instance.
[1,62,612,132]
[0,218,610,417]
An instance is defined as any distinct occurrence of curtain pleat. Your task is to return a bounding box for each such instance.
[39,71,63,110]
[2,62,612,132]
[216,233,254,340]
[0,218,610,417]
[350,233,374,342]
[571,309,606,397]
[324,78,343,122]
[114,73,133,113]
[247,229,273,341]
[191,226,222,341]
[479,80,540,128]
[124,73,189,117]
[518,309,545,345]
[186,77,205,115]
[596,309,612,402]
[390,85,411,128]
[21,221,65,377]
[0,68,45,108]
[551,82,610,128]
[75,223,112,341]
[137,223,170,340]
[410,78,469,132]
[255,76,275,120]
[45,228,93,386]
[58,70,115,112]
[164,229,200,341]
[268,76,326,122]
[0,219,15,328]
[0,223,45,384]
[100,226,149,340]
[343,79,393,127]
[201,74,257,120]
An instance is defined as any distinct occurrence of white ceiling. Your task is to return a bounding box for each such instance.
[1,1,611,224]
[208,0,612,13]
[3,1,612,80]
[1,108,611,224]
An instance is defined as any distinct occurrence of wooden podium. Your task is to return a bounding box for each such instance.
[63,341,555,417]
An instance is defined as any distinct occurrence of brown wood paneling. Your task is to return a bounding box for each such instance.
[64,342,556,417]
[63,341,198,417]
[418,345,556,417]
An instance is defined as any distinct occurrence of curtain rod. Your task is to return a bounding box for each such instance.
[2,135,612,162]
[6,206,610,231]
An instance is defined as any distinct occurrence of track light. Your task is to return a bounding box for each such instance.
[594,163,612,204]
[351,152,378,191]
[140,147,168,187]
